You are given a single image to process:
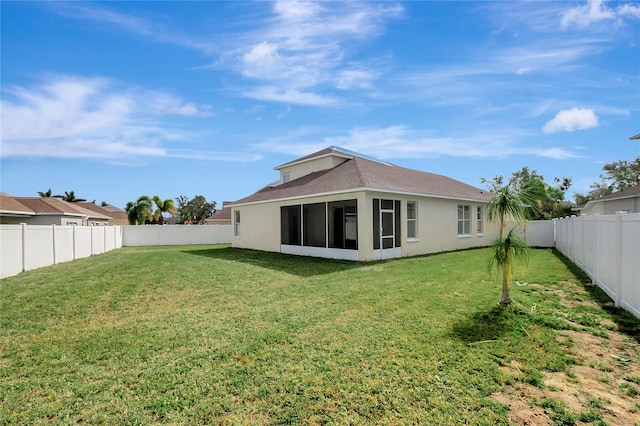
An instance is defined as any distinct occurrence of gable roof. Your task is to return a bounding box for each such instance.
[588,183,640,203]
[77,202,127,220]
[15,197,111,219]
[234,148,491,205]
[0,193,35,216]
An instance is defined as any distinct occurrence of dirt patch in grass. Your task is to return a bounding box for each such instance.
[492,294,640,425]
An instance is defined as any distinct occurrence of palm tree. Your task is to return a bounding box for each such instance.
[486,180,540,307]
[38,189,53,197]
[125,196,153,225]
[152,195,177,225]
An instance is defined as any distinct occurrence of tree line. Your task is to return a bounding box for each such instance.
[124,195,216,225]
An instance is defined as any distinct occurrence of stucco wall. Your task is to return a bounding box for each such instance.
[581,196,639,215]
[363,192,498,260]
[232,191,368,254]
[279,156,349,183]
[232,191,498,261]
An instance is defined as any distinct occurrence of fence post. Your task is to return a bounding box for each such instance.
[592,216,598,285]
[52,224,57,265]
[104,226,107,253]
[21,223,27,272]
[614,214,623,307]
[73,224,77,260]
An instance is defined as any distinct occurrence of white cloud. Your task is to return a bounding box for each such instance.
[255,125,581,161]
[48,2,218,54]
[242,86,338,106]
[0,76,255,162]
[231,1,403,105]
[561,0,640,29]
[543,108,599,133]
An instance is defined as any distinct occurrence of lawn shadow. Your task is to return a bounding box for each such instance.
[551,249,640,344]
[182,246,367,277]
[451,305,525,344]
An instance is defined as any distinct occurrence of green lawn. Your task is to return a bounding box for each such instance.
[1,245,638,425]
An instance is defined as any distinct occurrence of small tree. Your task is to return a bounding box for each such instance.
[125,196,153,225]
[38,189,53,197]
[152,195,177,225]
[486,180,540,307]
[175,195,216,224]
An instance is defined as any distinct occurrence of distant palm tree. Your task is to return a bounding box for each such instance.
[38,189,53,197]
[125,196,153,225]
[487,180,540,307]
[54,191,86,203]
[152,195,177,225]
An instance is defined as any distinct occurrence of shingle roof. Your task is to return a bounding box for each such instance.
[590,183,640,202]
[15,197,111,219]
[0,193,35,215]
[235,149,491,205]
[77,202,126,220]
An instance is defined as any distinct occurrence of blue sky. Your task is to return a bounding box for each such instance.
[1,0,639,210]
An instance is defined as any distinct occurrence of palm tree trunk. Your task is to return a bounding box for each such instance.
[498,215,512,307]
[500,247,512,307]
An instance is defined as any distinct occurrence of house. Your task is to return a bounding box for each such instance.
[0,193,35,223]
[204,202,234,225]
[231,146,497,261]
[1,196,111,225]
[576,183,640,215]
[77,202,128,225]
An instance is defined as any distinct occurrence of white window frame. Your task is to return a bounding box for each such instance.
[283,172,290,183]
[234,210,241,237]
[407,201,418,241]
[458,205,471,237]
[476,206,484,236]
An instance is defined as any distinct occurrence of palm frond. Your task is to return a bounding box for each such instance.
[488,228,529,272]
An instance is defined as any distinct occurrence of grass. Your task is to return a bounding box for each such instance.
[1,245,638,425]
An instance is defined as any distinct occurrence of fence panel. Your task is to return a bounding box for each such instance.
[620,215,640,317]
[75,227,93,259]
[122,225,232,246]
[555,213,640,319]
[91,227,106,255]
[523,221,555,247]
[0,225,23,279]
[24,226,54,272]
[54,226,75,264]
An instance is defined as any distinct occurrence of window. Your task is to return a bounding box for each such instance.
[234,210,241,237]
[476,206,483,235]
[303,203,326,247]
[280,200,357,249]
[458,205,470,236]
[283,172,290,183]
[407,201,417,240]
[281,205,301,245]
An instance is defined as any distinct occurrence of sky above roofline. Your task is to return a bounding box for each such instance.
[1,0,638,209]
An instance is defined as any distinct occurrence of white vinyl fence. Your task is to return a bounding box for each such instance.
[122,225,232,246]
[555,214,640,319]
[1,224,123,279]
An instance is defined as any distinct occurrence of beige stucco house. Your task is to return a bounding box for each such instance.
[0,196,111,225]
[577,184,640,216]
[231,147,498,261]
[0,193,35,223]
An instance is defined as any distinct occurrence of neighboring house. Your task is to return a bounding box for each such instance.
[231,146,497,261]
[576,184,640,216]
[77,202,128,225]
[2,196,112,225]
[205,202,234,225]
[0,193,35,223]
